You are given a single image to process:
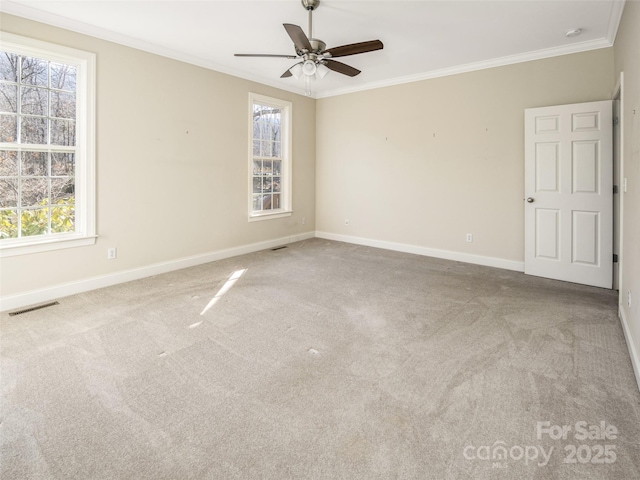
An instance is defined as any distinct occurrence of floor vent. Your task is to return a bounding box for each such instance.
[9,301,59,317]
[271,246,288,251]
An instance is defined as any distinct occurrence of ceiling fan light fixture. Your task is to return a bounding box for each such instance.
[289,63,304,79]
[315,63,330,79]
[302,59,317,76]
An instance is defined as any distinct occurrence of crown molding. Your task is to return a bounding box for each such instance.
[316,37,614,99]
[606,0,627,44]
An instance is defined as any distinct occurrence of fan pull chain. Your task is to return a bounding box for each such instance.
[305,75,312,96]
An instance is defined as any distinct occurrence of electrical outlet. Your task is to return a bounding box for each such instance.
[107,248,117,260]
[466,233,473,243]
[301,217,306,225]
[345,219,350,226]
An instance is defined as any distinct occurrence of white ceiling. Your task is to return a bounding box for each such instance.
[0,0,626,98]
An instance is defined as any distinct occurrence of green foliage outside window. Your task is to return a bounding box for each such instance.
[0,195,74,239]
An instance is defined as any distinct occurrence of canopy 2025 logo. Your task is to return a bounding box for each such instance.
[463,420,618,468]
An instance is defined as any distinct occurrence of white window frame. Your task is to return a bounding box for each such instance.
[0,32,96,257]
[248,92,292,221]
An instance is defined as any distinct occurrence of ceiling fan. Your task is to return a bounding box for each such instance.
[234,0,383,86]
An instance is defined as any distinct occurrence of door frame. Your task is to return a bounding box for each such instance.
[613,73,624,293]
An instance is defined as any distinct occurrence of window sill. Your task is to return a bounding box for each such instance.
[0,234,97,258]
[248,210,293,222]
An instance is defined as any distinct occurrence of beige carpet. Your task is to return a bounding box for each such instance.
[1,238,639,479]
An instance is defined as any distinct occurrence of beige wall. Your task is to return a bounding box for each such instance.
[614,1,640,381]
[0,14,316,299]
[316,49,614,264]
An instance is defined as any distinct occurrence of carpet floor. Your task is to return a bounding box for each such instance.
[1,238,639,479]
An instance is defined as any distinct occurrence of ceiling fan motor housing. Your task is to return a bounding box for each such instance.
[309,39,326,54]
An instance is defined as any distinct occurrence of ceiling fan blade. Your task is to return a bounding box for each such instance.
[322,40,383,58]
[283,23,313,52]
[324,59,361,77]
[235,53,298,59]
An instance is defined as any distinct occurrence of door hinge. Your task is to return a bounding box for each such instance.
[613,254,619,263]
[614,185,619,194]
[613,117,619,126]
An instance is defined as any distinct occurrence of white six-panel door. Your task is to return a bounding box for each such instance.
[524,101,613,288]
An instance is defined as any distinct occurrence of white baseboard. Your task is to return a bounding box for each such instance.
[1,231,315,312]
[619,306,640,393]
[315,231,525,272]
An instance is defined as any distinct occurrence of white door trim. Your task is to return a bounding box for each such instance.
[613,73,624,293]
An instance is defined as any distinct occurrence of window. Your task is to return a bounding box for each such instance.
[0,32,95,257]
[248,93,292,221]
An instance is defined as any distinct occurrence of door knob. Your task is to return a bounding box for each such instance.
[526,197,535,203]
